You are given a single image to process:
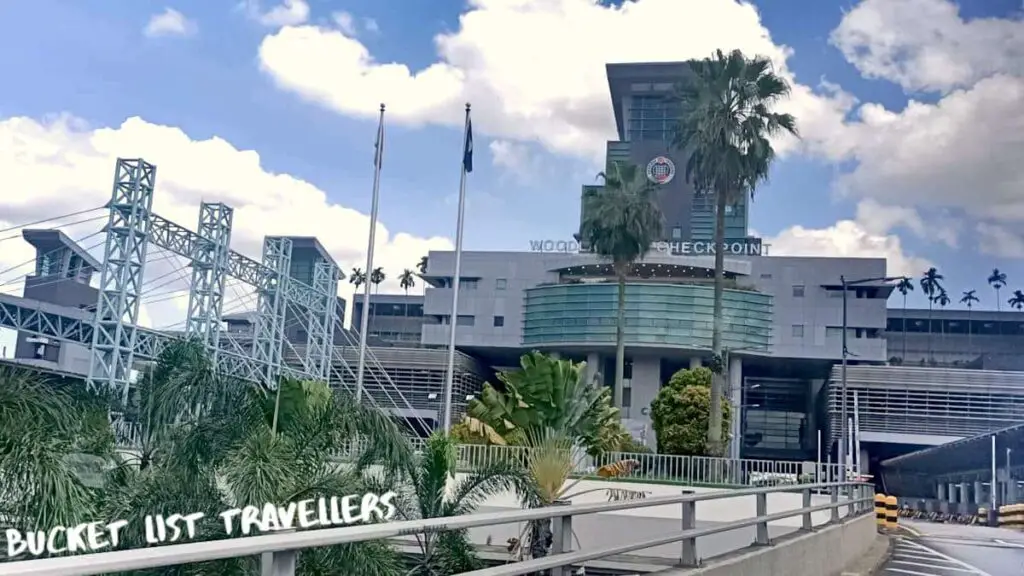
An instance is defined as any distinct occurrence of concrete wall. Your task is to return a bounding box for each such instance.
[659,512,877,576]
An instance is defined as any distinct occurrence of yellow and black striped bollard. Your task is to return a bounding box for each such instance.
[884,495,899,531]
[875,493,887,529]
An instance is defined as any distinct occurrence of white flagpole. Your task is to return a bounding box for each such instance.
[355,103,386,403]
[442,103,472,433]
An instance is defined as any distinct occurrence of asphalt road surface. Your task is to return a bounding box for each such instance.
[879,520,1024,576]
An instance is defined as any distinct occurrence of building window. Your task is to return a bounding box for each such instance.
[759,273,772,279]
[672,226,682,240]
[456,315,475,327]
[496,278,507,290]
[792,285,805,298]
[792,324,804,338]
[461,279,478,290]
[826,327,843,338]
[493,316,505,327]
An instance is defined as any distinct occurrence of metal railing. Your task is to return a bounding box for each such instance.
[334,441,848,488]
[0,481,874,576]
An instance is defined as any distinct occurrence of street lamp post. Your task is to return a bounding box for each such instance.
[838,274,905,480]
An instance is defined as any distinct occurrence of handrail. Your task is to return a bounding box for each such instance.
[0,481,873,576]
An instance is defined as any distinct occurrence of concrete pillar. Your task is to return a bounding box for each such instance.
[1009,481,1019,504]
[975,481,985,505]
[959,482,972,515]
[948,483,958,504]
[937,483,946,500]
[584,352,600,385]
[727,355,743,460]
[689,357,702,369]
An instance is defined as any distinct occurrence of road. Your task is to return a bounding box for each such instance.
[878,520,1024,576]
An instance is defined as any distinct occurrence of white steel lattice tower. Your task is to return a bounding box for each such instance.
[307,260,339,380]
[87,158,156,403]
[186,202,233,357]
[252,237,291,388]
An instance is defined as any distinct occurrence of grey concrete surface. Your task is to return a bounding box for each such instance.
[886,521,1024,575]
[657,513,877,576]
[468,505,824,565]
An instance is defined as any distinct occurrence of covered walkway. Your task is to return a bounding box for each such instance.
[880,422,1024,516]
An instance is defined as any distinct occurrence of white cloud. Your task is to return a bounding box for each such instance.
[364,18,380,34]
[0,115,451,330]
[976,222,1024,259]
[488,139,537,179]
[332,12,357,36]
[255,0,852,161]
[143,8,197,38]
[764,218,932,278]
[830,0,1024,94]
[242,0,310,27]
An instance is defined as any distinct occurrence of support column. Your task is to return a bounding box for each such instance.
[975,481,985,505]
[186,202,233,360]
[728,355,742,460]
[938,483,949,513]
[585,352,600,385]
[88,158,156,404]
[948,483,958,504]
[689,357,702,369]
[252,237,292,388]
[1009,480,1019,505]
[960,482,971,515]
[306,261,339,380]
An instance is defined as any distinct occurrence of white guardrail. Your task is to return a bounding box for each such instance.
[0,481,875,576]
[337,440,850,487]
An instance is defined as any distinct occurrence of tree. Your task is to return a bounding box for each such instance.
[650,367,731,456]
[368,267,385,334]
[671,49,797,456]
[399,268,416,316]
[988,269,1008,312]
[934,289,950,358]
[580,161,663,410]
[1009,290,1024,311]
[895,277,915,362]
[394,432,528,575]
[919,267,944,363]
[1,340,414,574]
[417,255,429,274]
[960,289,980,356]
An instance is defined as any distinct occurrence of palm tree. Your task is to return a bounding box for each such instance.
[934,289,951,359]
[1009,289,1024,311]
[399,268,416,316]
[920,267,944,363]
[370,267,386,335]
[960,289,980,356]
[351,266,367,332]
[671,49,797,455]
[1,340,414,573]
[989,269,1008,311]
[895,278,915,362]
[395,432,529,574]
[580,161,663,410]
[417,255,429,274]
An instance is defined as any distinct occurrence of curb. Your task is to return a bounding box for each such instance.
[896,524,923,537]
[842,532,894,576]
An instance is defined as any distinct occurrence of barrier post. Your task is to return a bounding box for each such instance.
[801,488,813,530]
[874,493,886,529]
[831,485,841,523]
[885,495,899,531]
[680,490,698,567]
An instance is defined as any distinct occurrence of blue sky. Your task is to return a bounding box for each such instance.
[0,0,1022,317]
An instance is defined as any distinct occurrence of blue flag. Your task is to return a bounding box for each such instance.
[462,117,473,174]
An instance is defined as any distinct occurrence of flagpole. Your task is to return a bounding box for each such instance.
[442,103,472,433]
[355,103,386,403]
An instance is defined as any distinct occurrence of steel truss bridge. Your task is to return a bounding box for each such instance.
[0,158,428,428]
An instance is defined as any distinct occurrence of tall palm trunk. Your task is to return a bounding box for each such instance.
[926,299,934,364]
[901,293,908,362]
[613,262,628,411]
[706,191,728,456]
[967,305,973,358]
[995,288,1002,312]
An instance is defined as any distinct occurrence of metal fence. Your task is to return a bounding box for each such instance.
[0,481,874,576]
[336,440,848,488]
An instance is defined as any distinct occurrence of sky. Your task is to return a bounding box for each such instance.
[0,0,1022,346]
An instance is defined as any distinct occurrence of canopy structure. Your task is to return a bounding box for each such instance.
[880,422,1024,497]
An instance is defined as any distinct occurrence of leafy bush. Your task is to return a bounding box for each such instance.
[650,368,731,456]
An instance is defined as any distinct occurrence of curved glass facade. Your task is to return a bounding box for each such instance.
[522,282,772,350]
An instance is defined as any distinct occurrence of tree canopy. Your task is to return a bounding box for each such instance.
[650,367,731,456]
